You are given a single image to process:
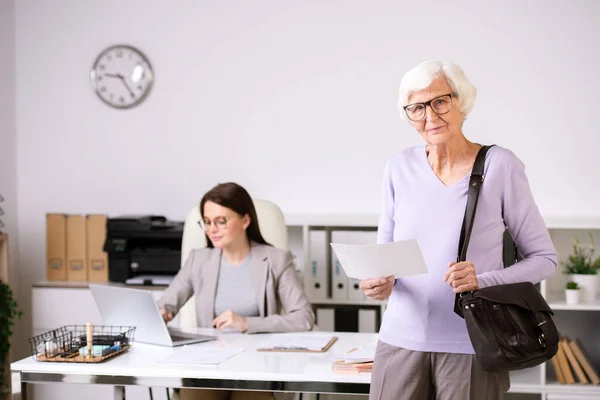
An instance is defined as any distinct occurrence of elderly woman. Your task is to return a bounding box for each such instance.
[360,60,557,400]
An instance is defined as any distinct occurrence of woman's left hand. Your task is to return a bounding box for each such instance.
[443,261,479,293]
[212,310,248,332]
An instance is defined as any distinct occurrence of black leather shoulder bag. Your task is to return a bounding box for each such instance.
[454,145,559,372]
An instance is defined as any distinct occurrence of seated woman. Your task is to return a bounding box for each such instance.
[158,182,314,400]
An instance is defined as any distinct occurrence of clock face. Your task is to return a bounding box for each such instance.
[90,45,154,109]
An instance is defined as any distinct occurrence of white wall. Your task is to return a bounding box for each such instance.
[12,0,600,353]
[0,0,23,360]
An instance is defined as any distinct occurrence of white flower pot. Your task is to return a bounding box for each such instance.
[565,289,580,305]
[571,274,598,303]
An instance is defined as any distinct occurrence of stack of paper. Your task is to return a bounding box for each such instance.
[331,346,375,374]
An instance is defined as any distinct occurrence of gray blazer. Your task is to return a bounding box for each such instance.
[158,243,315,333]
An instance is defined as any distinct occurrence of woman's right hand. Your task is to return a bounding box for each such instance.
[160,307,174,323]
[360,276,395,300]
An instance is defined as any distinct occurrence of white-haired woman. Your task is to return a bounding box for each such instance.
[360,60,557,399]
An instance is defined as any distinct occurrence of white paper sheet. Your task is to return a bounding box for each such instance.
[331,346,376,363]
[158,347,244,365]
[257,334,336,351]
[330,239,428,280]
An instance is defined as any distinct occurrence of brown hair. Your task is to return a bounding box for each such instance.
[200,182,271,248]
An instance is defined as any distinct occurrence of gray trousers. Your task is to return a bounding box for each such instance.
[369,340,510,400]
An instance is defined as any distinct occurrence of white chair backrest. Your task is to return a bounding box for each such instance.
[177,199,288,329]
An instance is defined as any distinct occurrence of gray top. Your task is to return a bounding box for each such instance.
[158,244,314,333]
[214,254,260,318]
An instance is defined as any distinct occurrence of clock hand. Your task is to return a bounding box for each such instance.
[120,77,135,98]
[104,73,135,98]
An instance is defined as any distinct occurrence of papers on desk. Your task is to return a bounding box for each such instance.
[257,334,338,352]
[158,347,244,366]
[331,345,376,374]
[330,239,427,280]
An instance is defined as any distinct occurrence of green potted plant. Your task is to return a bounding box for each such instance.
[0,280,22,399]
[562,233,600,303]
[565,281,580,305]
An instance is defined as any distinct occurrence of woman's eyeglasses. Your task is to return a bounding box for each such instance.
[404,93,454,122]
[198,217,230,231]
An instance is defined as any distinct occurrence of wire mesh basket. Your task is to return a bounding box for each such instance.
[29,325,135,363]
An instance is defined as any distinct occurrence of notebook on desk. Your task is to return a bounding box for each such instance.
[257,334,338,353]
[89,284,216,347]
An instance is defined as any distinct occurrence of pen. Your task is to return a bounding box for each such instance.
[273,346,309,351]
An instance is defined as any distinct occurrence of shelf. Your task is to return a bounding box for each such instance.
[32,281,169,290]
[508,369,600,395]
[286,214,600,229]
[309,299,386,307]
[544,381,600,395]
[285,213,379,227]
[548,300,600,311]
[544,216,600,230]
[508,366,543,393]
[545,292,600,311]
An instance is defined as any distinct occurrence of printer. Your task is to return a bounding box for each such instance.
[104,215,184,284]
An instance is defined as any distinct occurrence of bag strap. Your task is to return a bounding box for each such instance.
[453,144,494,317]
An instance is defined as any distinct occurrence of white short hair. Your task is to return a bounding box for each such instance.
[397,60,477,121]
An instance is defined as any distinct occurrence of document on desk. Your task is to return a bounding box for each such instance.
[158,347,244,365]
[330,239,427,280]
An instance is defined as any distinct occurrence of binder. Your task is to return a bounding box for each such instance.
[556,340,575,384]
[316,308,335,332]
[306,230,328,301]
[551,352,565,384]
[358,309,378,333]
[561,337,588,384]
[46,214,67,281]
[66,215,87,281]
[86,215,108,282]
[346,231,365,301]
[569,339,600,385]
[331,231,348,301]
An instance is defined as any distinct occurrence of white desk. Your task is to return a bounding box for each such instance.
[11,330,375,399]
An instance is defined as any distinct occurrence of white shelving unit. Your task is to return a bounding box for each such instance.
[285,214,600,399]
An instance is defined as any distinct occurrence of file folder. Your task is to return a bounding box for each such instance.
[331,231,348,301]
[358,309,378,333]
[46,214,67,281]
[66,215,87,281]
[306,230,328,301]
[86,214,108,282]
[316,308,335,332]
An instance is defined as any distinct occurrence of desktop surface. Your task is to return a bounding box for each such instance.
[12,330,374,389]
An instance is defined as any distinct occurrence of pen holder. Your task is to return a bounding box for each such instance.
[29,325,136,363]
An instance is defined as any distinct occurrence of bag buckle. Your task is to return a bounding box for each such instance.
[538,333,546,348]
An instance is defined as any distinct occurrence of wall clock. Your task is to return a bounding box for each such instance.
[90,44,154,109]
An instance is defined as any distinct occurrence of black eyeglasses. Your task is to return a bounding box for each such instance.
[404,93,454,122]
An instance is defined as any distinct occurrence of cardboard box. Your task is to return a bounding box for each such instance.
[66,215,87,281]
[86,214,108,282]
[46,214,67,281]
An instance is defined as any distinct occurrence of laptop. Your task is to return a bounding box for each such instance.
[89,283,216,347]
